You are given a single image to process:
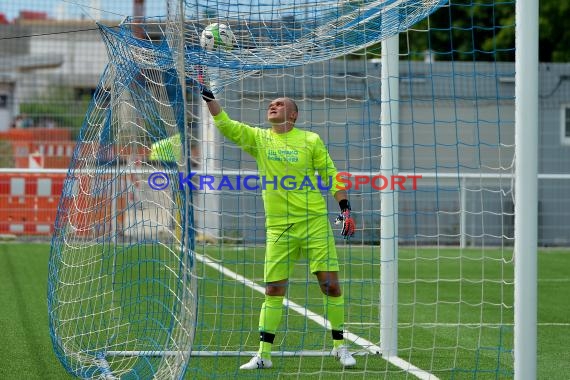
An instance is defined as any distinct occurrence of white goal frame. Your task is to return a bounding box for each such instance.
[15,0,539,376]
[514,0,538,379]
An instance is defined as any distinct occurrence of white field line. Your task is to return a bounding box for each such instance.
[195,252,440,380]
[345,322,570,327]
[287,278,570,283]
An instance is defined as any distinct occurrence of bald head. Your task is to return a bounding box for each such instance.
[267,97,298,128]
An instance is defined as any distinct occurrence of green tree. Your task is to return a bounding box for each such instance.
[402,0,516,62]
[539,0,570,62]
[19,86,90,135]
[357,0,568,63]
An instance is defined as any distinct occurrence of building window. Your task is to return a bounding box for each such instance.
[562,106,570,145]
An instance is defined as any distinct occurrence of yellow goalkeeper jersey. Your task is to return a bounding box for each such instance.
[213,111,342,227]
[149,133,181,162]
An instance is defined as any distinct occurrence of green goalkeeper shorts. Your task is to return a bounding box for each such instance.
[264,215,339,283]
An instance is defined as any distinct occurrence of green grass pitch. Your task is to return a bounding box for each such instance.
[0,243,568,379]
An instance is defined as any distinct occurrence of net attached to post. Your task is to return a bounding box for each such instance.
[44,0,511,379]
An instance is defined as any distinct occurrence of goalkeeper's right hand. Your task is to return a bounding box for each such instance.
[200,86,215,102]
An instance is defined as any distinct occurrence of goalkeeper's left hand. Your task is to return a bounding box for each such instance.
[200,86,215,102]
[335,200,355,239]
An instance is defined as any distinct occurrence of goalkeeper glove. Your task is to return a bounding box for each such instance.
[200,86,215,102]
[335,199,355,239]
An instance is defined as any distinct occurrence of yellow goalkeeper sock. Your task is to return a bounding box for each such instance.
[258,295,284,359]
[323,294,345,348]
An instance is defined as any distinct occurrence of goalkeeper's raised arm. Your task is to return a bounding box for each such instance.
[200,86,221,116]
[200,86,357,370]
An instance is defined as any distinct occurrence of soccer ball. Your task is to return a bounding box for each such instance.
[200,23,234,51]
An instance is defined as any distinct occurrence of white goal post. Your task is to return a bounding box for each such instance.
[514,0,539,378]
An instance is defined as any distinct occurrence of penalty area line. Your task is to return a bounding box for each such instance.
[195,252,439,380]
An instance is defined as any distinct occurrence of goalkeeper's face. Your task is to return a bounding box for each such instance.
[267,97,298,126]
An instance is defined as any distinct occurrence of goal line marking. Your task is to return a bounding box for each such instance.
[345,322,570,327]
[195,252,440,380]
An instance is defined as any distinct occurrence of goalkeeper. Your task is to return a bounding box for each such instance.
[201,87,356,370]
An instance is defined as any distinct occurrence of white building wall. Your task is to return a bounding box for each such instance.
[30,37,108,80]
